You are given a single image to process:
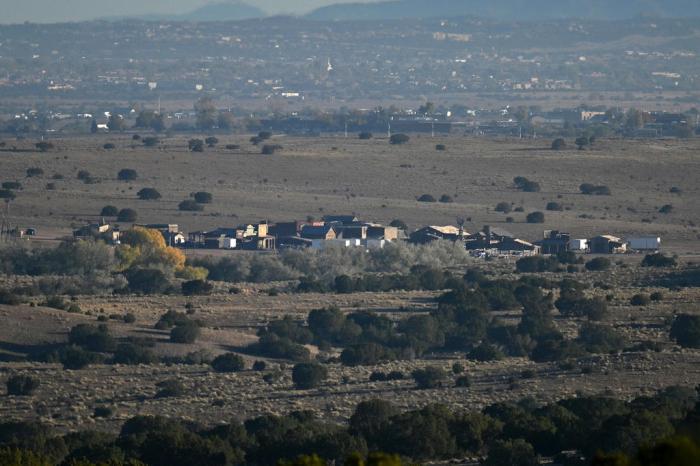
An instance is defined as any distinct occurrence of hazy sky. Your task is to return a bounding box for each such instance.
[0,0,374,24]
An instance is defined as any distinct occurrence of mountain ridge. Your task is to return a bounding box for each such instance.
[306,0,700,21]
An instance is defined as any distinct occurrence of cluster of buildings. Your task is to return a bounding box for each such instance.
[72,217,661,256]
[1,17,699,107]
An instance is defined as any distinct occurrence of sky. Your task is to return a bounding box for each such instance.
[0,0,374,24]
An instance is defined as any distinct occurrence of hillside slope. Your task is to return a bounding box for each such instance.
[307,0,700,21]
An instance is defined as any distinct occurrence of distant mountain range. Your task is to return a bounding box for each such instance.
[116,2,266,22]
[305,0,700,21]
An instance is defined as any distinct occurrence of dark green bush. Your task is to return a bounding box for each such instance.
[155,379,185,398]
[178,199,203,211]
[417,194,436,203]
[181,280,213,296]
[630,294,650,306]
[6,375,39,396]
[495,202,512,213]
[670,314,700,348]
[526,211,545,223]
[100,205,119,217]
[137,188,161,201]
[641,254,676,268]
[389,134,410,145]
[112,343,156,365]
[170,323,201,344]
[211,353,245,373]
[117,208,138,222]
[412,366,447,389]
[292,363,328,389]
[585,257,611,271]
[193,192,213,204]
[117,169,138,181]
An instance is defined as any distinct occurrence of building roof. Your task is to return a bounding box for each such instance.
[322,215,359,225]
[425,225,461,235]
[593,234,623,242]
[301,225,335,239]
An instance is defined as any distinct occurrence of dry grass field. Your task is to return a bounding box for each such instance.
[1,134,698,252]
[0,133,699,437]
[0,261,699,434]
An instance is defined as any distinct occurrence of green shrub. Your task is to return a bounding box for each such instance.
[117,169,138,181]
[68,324,116,352]
[455,375,472,388]
[551,138,567,150]
[170,323,201,344]
[26,167,44,177]
[580,183,611,195]
[155,379,185,398]
[526,211,545,224]
[193,192,213,204]
[641,254,676,268]
[467,343,504,362]
[117,208,138,222]
[6,375,39,396]
[211,353,245,373]
[292,363,328,389]
[495,202,512,213]
[389,134,410,145]
[585,257,611,271]
[137,188,161,200]
[178,200,203,211]
[0,289,21,305]
[412,366,447,389]
[670,314,700,348]
[93,406,113,418]
[100,205,119,217]
[125,268,170,294]
[181,280,213,296]
[112,343,156,365]
[59,345,101,370]
[630,294,650,306]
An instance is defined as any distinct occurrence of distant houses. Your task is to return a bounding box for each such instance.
[70,215,661,257]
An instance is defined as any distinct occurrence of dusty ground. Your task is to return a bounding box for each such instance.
[0,134,699,434]
[0,135,698,253]
[0,260,698,434]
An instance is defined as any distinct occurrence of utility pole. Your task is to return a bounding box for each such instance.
[344,120,348,138]
[431,121,435,138]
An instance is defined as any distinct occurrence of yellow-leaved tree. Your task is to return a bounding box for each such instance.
[117,227,188,273]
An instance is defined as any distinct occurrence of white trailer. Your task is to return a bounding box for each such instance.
[220,237,237,250]
[627,236,661,251]
[569,239,588,251]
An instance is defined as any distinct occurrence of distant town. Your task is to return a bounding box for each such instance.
[65,214,662,259]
